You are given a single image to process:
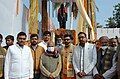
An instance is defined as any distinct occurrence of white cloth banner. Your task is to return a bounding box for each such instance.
[0,0,23,34]
[0,0,29,45]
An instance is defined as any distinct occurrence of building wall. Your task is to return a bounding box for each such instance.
[97,28,120,39]
[0,0,29,46]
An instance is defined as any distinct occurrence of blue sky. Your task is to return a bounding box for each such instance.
[96,0,120,26]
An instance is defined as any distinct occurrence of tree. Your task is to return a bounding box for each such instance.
[96,23,103,28]
[113,3,120,28]
[105,3,120,28]
[106,17,116,28]
[42,0,48,32]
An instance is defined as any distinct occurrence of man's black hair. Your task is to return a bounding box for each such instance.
[0,34,3,39]
[78,32,87,37]
[30,34,38,39]
[5,35,14,41]
[43,31,51,36]
[64,34,73,40]
[17,32,27,38]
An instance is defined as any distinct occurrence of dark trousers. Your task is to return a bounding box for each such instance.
[111,73,118,79]
[59,21,66,29]
[34,73,40,79]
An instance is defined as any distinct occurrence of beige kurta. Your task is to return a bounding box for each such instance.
[30,45,45,72]
[40,53,62,79]
[0,46,6,77]
[61,44,75,78]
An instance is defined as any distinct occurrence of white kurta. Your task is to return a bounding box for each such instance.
[4,44,33,79]
[38,41,47,51]
[73,43,98,79]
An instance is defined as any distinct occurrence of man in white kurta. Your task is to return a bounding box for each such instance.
[4,32,33,79]
[38,31,51,51]
[72,32,98,79]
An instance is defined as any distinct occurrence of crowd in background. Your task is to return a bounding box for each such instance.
[0,31,120,79]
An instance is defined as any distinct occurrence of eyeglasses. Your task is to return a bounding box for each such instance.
[78,36,86,39]
[44,34,50,37]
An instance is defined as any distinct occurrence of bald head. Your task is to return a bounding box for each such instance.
[47,41,55,52]
[99,36,109,41]
[47,41,55,47]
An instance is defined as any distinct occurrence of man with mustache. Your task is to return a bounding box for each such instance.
[73,32,98,79]
[30,34,45,79]
[61,34,75,79]
[4,32,33,79]
[97,36,117,79]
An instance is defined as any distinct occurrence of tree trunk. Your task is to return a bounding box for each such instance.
[42,0,48,33]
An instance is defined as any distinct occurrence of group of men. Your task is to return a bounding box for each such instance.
[0,31,120,79]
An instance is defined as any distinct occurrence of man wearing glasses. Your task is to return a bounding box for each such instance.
[72,32,98,79]
[61,34,76,79]
[4,32,33,79]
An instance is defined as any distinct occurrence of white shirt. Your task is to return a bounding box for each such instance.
[102,50,106,55]
[80,47,84,72]
[4,44,33,79]
[38,41,47,51]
